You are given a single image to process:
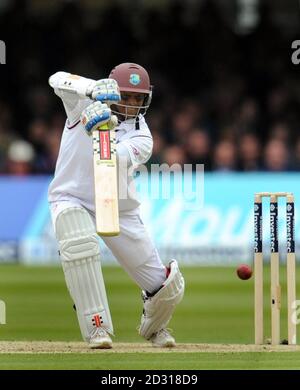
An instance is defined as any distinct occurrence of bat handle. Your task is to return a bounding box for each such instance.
[98,124,110,131]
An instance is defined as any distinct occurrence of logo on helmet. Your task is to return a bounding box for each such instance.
[129,74,140,86]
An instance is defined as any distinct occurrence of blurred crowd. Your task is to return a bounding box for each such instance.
[1,0,300,175]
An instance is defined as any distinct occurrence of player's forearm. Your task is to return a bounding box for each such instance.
[49,71,96,99]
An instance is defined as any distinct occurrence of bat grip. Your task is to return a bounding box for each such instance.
[98,124,110,130]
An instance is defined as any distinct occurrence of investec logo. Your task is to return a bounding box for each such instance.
[0,40,6,64]
[270,203,277,252]
[286,204,294,252]
[254,204,261,252]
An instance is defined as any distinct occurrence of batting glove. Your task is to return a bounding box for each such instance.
[88,78,121,104]
[81,101,118,136]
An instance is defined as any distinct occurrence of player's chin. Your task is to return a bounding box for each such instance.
[117,109,139,120]
[127,109,139,117]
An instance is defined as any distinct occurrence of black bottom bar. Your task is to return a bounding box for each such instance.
[0,370,299,386]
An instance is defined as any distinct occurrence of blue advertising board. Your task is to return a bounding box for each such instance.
[0,173,299,265]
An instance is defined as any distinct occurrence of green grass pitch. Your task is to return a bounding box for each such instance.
[0,264,300,369]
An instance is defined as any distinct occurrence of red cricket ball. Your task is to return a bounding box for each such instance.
[236,264,253,280]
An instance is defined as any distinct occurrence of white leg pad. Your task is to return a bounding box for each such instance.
[56,207,113,341]
[139,260,185,340]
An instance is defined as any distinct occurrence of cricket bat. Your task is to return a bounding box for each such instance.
[93,123,120,236]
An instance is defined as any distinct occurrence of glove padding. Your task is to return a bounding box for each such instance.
[89,78,121,104]
[80,101,118,136]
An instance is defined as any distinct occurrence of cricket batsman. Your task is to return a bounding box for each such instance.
[48,63,185,349]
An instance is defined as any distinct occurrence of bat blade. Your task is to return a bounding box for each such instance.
[93,124,119,236]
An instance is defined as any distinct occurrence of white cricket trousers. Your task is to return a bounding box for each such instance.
[50,200,166,293]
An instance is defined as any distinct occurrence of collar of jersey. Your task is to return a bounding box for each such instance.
[116,115,142,132]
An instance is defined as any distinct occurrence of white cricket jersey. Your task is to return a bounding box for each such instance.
[48,72,153,213]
